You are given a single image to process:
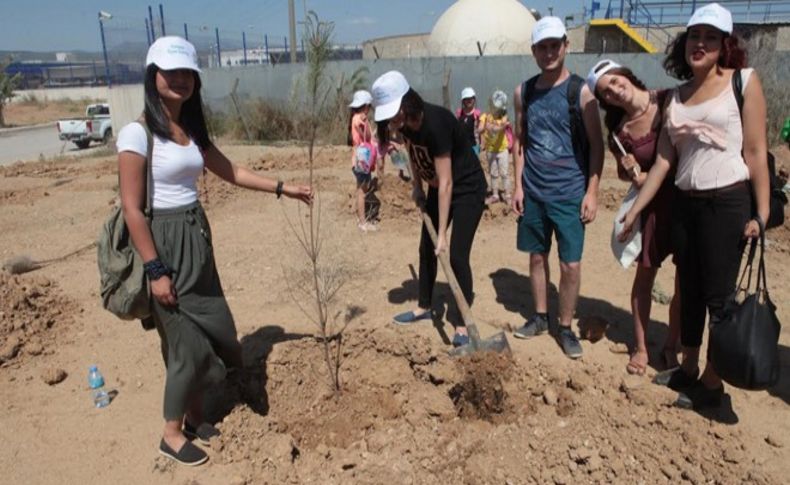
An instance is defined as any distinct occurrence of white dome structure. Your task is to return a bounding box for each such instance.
[428,0,538,57]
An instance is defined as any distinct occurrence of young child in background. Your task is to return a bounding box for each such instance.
[479,90,512,205]
[348,90,378,232]
[457,87,481,156]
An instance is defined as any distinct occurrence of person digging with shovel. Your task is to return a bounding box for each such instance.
[372,71,487,348]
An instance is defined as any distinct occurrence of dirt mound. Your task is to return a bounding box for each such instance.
[449,351,514,421]
[209,325,777,484]
[0,272,81,365]
[0,158,116,179]
[600,185,629,211]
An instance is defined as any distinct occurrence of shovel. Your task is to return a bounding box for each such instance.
[415,202,511,358]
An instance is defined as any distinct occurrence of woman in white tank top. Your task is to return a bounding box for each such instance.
[617,3,770,411]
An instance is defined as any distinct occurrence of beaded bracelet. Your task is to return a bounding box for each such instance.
[143,259,172,281]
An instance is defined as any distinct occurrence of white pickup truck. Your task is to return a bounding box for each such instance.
[57,103,112,149]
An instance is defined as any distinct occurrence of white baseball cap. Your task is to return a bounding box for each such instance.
[349,90,373,108]
[531,16,567,45]
[461,87,476,100]
[687,3,733,34]
[372,71,410,122]
[586,59,623,94]
[146,36,201,72]
[491,90,508,110]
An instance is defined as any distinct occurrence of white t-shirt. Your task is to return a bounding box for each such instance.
[116,122,204,209]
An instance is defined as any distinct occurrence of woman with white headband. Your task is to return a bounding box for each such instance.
[587,59,682,376]
[115,37,312,465]
[618,3,770,410]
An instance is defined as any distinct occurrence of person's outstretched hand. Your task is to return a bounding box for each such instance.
[284,184,314,205]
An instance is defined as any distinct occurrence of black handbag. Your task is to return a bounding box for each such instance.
[709,227,781,390]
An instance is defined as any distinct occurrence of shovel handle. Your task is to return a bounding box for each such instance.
[417,205,482,347]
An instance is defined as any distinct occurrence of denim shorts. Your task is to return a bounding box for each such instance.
[516,192,585,263]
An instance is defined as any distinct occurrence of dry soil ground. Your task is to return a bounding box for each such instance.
[0,143,789,485]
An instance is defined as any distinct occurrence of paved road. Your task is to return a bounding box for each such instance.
[0,124,103,166]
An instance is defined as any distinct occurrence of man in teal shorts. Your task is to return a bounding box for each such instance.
[510,17,604,359]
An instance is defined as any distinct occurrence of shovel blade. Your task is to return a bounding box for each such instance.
[449,331,511,358]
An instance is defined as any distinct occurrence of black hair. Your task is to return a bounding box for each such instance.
[143,64,211,150]
[376,88,424,148]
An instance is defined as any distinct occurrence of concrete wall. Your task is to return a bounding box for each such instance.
[11,86,108,104]
[362,34,430,60]
[108,84,144,134]
[199,53,678,114]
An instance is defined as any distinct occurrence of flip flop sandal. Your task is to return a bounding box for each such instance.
[184,422,220,446]
[392,310,432,325]
[159,439,208,466]
[451,333,470,348]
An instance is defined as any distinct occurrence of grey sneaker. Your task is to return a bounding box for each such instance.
[514,314,549,339]
[557,326,583,359]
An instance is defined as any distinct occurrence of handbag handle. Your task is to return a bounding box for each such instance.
[138,119,154,217]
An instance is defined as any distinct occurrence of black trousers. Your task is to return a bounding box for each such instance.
[672,183,751,348]
[418,187,485,323]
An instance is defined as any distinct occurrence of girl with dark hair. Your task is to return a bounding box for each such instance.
[372,71,487,348]
[347,90,378,231]
[116,37,312,466]
[619,3,770,410]
[587,59,681,375]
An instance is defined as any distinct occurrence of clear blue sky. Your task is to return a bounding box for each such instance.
[1,0,592,52]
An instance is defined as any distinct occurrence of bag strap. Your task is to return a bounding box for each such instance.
[520,75,539,148]
[567,74,590,175]
[732,69,744,119]
[136,117,154,217]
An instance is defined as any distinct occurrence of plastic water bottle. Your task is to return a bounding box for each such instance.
[88,365,110,408]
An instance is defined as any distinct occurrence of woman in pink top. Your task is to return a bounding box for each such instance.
[587,60,681,376]
[619,3,770,410]
[348,90,379,231]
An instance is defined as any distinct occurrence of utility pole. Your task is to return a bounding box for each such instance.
[288,0,297,63]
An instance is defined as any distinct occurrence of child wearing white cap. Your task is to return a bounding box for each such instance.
[115,36,313,466]
[510,17,605,359]
[619,3,771,410]
[347,90,379,231]
[456,87,481,156]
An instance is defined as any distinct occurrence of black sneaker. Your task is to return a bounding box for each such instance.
[184,421,220,446]
[159,439,208,466]
[653,366,699,391]
[513,314,549,339]
[556,326,583,359]
[675,380,724,410]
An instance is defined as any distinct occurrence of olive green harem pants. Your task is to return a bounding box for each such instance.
[150,202,241,421]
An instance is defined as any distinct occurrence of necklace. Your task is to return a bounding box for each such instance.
[631,94,652,120]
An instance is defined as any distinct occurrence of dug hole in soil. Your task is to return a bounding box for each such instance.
[208,324,773,484]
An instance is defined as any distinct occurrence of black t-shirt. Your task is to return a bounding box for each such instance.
[458,110,478,146]
[402,103,485,198]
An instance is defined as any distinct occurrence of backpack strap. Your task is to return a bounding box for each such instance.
[520,75,540,148]
[567,74,590,175]
[732,69,744,118]
[135,116,154,217]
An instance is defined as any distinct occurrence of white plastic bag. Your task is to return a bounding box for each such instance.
[611,185,642,269]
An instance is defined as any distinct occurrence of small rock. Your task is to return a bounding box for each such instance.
[229,476,247,485]
[41,368,67,385]
[608,342,629,354]
[764,434,783,448]
[587,455,603,472]
[25,342,44,356]
[543,388,559,406]
[0,336,21,362]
